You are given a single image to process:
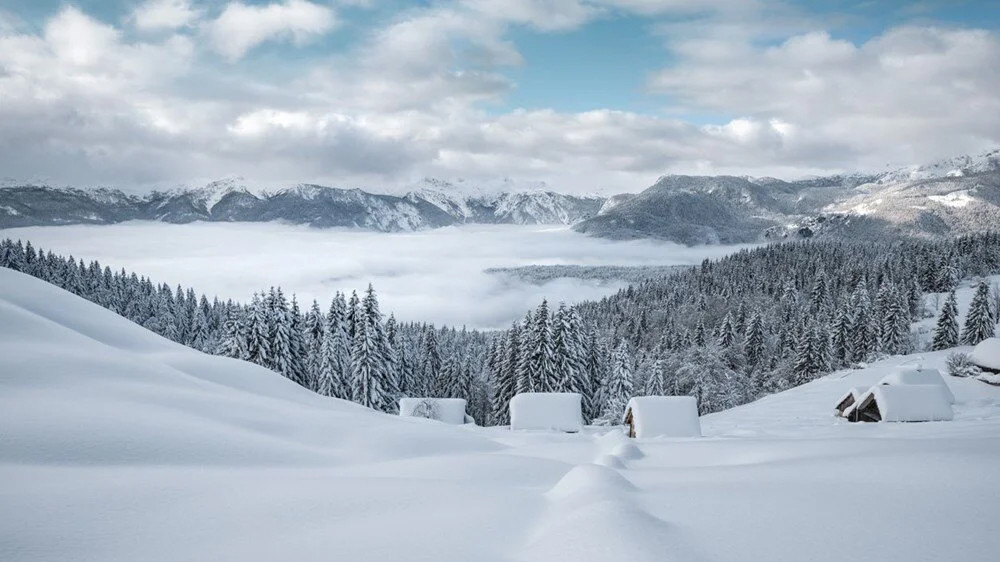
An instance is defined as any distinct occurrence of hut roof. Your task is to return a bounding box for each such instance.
[623,396,701,438]
[855,385,953,422]
[834,386,870,416]
[877,367,955,404]
[971,338,1000,372]
[509,392,583,432]
[399,398,468,425]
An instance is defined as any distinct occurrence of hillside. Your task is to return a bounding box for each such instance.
[3,267,1000,562]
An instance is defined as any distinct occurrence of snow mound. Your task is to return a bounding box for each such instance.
[624,396,701,438]
[594,453,627,469]
[509,392,583,432]
[523,500,696,562]
[971,338,1000,371]
[547,464,636,501]
[610,441,645,460]
[878,367,956,404]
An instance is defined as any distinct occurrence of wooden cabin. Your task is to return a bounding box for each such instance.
[851,385,953,423]
[399,398,472,424]
[834,386,869,417]
[508,392,583,432]
[622,396,701,438]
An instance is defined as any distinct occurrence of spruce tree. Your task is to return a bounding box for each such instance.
[599,340,634,424]
[962,280,996,345]
[931,291,960,351]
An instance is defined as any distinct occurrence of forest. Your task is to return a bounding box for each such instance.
[2,233,998,425]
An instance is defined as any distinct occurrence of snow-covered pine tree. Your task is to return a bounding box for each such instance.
[303,300,325,391]
[598,340,634,424]
[744,312,765,367]
[961,280,996,345]
[216,306,248,359]
[716,312,736,348]
[830,305,852,366]
[420,325,443,397]
[246,293,271,367]
[287,296,309,387]
[351,285,394,412]
[931,291,960,351]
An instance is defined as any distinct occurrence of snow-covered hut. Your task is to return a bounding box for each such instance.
[851,385,953,423]
[399,398,472,425]
[971,338,1000,374]
[509,392,583,432]
[622,396,701,438]
[834,386,870,417]
[876,367,955,404]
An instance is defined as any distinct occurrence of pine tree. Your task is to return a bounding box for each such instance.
[744,312,765,367]
[246,293,271,367]
[598,340,634,424]
[830,306,852,365]
[351,285,394,412]
[931,291,960,351]
[717,313,736,348]
[961,280,996,345]
[216,306,248,359]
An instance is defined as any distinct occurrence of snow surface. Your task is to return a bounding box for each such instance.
[3,268,1000,562]
[399,398,469,425]
[624,396,701,438]
[877,367,956,403]
[509,392,584,432]
[971,338,1000,371]
[857,385,955,422]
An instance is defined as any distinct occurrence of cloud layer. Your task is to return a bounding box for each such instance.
[0,0,997,193]
[0,222,743,328]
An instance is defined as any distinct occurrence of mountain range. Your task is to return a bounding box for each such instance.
[2,149,998,244]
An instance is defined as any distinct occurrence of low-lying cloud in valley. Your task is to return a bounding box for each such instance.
[2,222,746,328]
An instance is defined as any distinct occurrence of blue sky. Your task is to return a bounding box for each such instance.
[0,0,998,191]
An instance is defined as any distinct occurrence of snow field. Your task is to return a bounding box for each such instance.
[4,267,1000,562]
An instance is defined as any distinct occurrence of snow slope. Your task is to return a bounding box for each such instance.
[3,268,1000,561]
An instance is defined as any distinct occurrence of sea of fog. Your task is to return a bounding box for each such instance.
[2,222,749,328]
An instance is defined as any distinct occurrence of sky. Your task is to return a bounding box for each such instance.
[0,0,998,194]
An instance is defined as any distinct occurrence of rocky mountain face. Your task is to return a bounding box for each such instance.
[573,150,1000,244]
[0,179,605,231]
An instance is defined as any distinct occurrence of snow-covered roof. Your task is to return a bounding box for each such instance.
[509,392,583,432]
[399,398,468,425]
[856,385,954,422]
[623,396,701,438]
[971,338,1000,371]
[877,367,955,404]
[834,386,870,415]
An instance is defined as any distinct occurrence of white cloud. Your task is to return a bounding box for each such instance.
[131,0,201,31]
[208,0,337,61]
[0,3,998,193]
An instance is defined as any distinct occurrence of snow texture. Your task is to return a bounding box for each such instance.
[398,398,469,425]
[509,392,584,432]
[971,338,1000,371]
[857,385,954,422]
[624,396,701,438]
[877,367,956,404]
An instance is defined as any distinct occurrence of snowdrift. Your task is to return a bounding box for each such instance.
[0,268,498,467]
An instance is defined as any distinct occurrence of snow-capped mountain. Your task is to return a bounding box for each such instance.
[0,180,604,231]
[574,150,1000,244]
[2,150,998,243]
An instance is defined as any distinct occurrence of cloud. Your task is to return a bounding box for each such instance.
[2,222,743,328]
[648,26,1000,169]
[208,0,337,61]
[0,2,998,192]
[131,0,201,31]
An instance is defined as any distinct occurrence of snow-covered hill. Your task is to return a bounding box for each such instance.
[2,267,1000,561]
